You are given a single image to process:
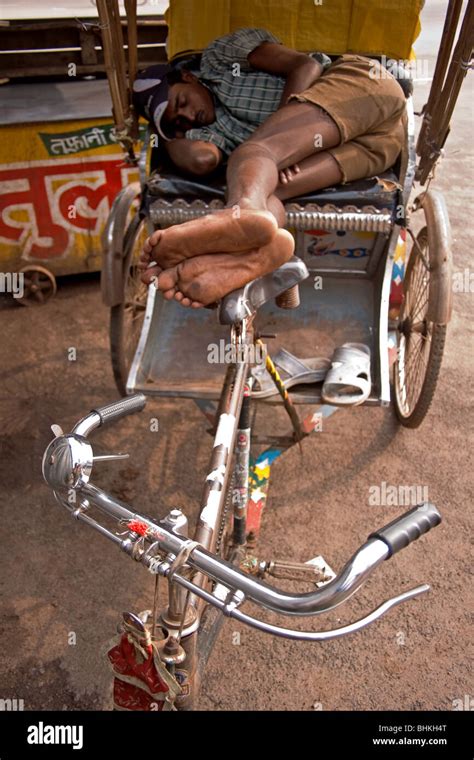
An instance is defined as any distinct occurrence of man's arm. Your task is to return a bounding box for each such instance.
[164,139,223,176]
[248,42,324,107]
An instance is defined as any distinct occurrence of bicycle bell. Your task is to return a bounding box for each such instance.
[42,433,93,490]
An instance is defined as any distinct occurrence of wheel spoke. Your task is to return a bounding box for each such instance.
[408,348,429,408]
[405,334,427,373]
[412,297,430,322]
[113,220,153,381]
[411,277,429,317]
[125,299,146,312]
[400,326,430,412]
[405,336,429,408]
[395,227,446,424]
[409,257,429,310]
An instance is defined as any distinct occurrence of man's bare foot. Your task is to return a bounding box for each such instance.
[153,228,295,307]
[139,208,277,274]
[143,263,191,304]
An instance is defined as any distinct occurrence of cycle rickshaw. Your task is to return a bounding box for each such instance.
[42,0,473,710]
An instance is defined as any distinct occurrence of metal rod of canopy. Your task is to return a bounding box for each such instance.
[416,0,463,153]
[434,1,474,146]
[416,0,473,183]
[125,0,139,140]
[96,0,137,161]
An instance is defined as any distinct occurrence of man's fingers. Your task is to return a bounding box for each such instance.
[279,165,300,184]
[280,164,300,184]
[288,164,300,180]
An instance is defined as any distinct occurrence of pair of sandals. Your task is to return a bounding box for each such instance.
[251,343,371,406]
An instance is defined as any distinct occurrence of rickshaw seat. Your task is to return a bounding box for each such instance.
[146,165,401,220]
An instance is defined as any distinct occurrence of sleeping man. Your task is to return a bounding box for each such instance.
[136,28,406,307]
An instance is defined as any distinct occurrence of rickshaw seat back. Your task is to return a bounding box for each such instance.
[165,0,424,62]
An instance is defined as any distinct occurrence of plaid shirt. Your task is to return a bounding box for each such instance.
[185,28,331,156]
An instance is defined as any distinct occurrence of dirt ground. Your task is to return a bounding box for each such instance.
[0,1,473,713]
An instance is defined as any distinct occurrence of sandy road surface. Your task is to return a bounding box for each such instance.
[0,0,472,712]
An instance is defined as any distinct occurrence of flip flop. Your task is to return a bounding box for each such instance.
[321,343,371,406]
[251,347,331,399]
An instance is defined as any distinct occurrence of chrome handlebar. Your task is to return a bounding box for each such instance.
[42,395,442,641]
[73,393,147,436]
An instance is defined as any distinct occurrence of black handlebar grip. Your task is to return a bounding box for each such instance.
[91,393,147,426]
[369,503,441,557]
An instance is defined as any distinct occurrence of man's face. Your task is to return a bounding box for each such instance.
[164,73,216,138]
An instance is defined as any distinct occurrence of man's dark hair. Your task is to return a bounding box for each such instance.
[166,67,188,87]
[166,54,202,86]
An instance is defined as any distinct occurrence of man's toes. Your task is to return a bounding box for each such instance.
[191,301,203,308]
[156,266,179,292]
[145,230,161,252]
[141,264,161,285]
[163,288,177,300]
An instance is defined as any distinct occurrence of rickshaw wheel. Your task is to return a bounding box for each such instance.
[393,227,447,428]
[109,214,149,396]
[16,265,57,306]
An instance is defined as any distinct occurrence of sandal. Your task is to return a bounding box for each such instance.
[251,347,331,399]
[321,343,371,406]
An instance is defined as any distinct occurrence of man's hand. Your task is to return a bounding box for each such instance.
[164,138,223,176]
[247,42,323,107]
[279,163,301,184]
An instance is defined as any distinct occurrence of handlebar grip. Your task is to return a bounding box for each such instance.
[369,503,441,557]
[91,393,147,426]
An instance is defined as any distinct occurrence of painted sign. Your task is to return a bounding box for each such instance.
[0,119,141,275]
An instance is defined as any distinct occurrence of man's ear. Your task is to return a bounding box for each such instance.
[180,69,197,84]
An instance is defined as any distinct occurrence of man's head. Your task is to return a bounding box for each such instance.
[162,69,216,138]
[132,64,216,141]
